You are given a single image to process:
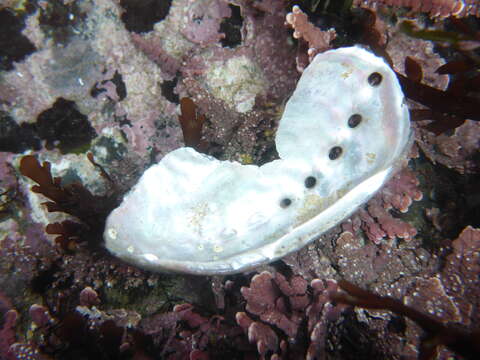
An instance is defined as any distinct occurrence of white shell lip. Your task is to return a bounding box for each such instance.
[104,46,411,275]
[107,166,395,275]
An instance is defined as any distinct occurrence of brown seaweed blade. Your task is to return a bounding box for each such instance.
[20,156,65,204]
[397,73,480,121]
[20,155,118,249]
[178,97,207,152]
[405,56,423,83]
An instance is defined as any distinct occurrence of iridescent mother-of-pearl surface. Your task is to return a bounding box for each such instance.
[104,47,410,275]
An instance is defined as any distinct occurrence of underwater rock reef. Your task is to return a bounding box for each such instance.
[0,0,479,359]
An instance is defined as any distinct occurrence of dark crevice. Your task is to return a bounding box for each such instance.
[30,262,62,294]
[90,84,103,98]
[90,71,127,101]
[387,315,407,334]
[160,75,179,104]
[36,98,97,154]
[111,71,127,100]
[219,4,243,48]
[0,111,41,153]
[0,8,36,71]
[38,1,86,45]
[92,71,127,101]
[1,98,97,154]
[119,0,172,33]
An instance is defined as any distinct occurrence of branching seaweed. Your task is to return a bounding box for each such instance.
[19,155,119,250]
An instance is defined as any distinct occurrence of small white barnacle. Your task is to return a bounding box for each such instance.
[213,244,223,253]
[143,253,159,263]
[107,227,117,240]
[104,46,411,275]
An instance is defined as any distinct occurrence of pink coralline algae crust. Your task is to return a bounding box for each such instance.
[125,0,300,163]
[305,279,348,360]
[79,286,101,307]
[405,226,480,328]
[0,0,184,173]
[129,33,181,81]
[386,21,449,92]
[173,0,298,161]
[0,307,17,359]
[7,343,50,360]
[322,226,480,359]
[416,120,480,174]
[29,304,55,329]
[179,0,231,45]
[329,229,433,288]
[237,272,347,358]
[236,312,280,357]
[0,153,17,192]
[342,167,422,244]
[276,165,426,286]
[386,34,480,173]
[240,271,309,339]
[0,218,57,296]
[140,303,250,360]
[384,21,480,174]
[4,289,139,359]
[1,305,50,360]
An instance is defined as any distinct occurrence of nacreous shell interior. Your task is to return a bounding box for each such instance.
[104,46,411,275]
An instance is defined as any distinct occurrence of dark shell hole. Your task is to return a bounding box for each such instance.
[368,72,382,86]
[329,146,343,160]
[305,176,317,188]
[280,198,292,208]
[348,114,362,128]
